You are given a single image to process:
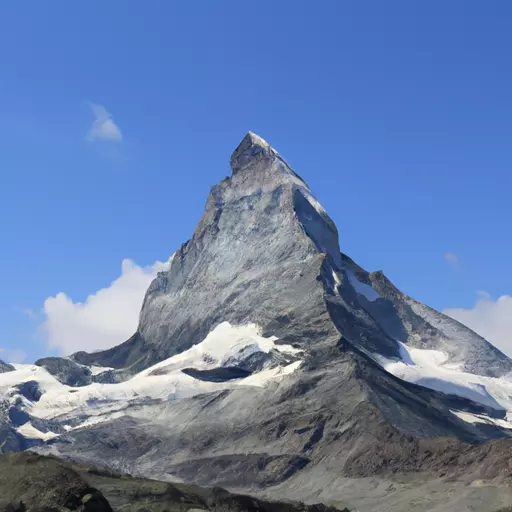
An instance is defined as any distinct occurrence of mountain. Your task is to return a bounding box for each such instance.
[3,132,512,511]
[72,132,512,379]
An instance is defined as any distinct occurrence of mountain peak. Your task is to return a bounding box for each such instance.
[230,131,276,175]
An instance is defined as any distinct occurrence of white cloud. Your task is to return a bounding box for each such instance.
[444,293,512,357]
[444,252,459,266]
[41,258,170,355]
[86,103,123,142]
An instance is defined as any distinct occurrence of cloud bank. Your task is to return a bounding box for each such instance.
[444,293,512,357]
[86,104,123,142]
[42,258,170,355]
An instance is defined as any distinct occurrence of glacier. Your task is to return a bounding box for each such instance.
[1,322,303,443]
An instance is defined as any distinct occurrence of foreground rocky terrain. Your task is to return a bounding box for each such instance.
[0,452,347,511]
[2,133,512,511]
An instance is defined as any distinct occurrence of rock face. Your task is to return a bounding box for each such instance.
[5,133,512,512]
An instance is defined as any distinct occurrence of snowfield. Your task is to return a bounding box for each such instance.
[5,319,512,440]
[1,322,304,438]
[373,341,512,426]
[4,318,512,443]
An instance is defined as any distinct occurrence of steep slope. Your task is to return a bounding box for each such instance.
[343,256,512,378]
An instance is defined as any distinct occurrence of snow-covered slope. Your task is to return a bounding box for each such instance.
[373,341,512,424]
[0,322,303,444]
[366,269,512,378]
[339,259,512,421]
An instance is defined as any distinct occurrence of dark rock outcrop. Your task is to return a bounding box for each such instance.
[0,360,15,374]
[15,381,42,402]
[0,453,112,511]
[34,358,92,387]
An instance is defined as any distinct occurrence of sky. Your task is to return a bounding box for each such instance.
[1,1,512,363]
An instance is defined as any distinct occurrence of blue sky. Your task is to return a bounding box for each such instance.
[1,1,512,362]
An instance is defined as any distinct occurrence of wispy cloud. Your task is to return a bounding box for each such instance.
[0,348,27,364]
[41,258,171,355]
[86,103,123,142]
[22,308,35,319]
[444,292,512,358]
[444,252,460,266]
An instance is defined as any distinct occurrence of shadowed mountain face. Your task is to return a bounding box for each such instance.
[5,133,512,512]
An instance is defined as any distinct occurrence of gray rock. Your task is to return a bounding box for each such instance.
[0,361,14,374]
[34,357,92,387]
[15,381,42,403]
[368,269,512,377]
[0,421,21,453]
[0,452,112,511]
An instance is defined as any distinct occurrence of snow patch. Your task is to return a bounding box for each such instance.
[0,322,303,435]
[450,410,512,430]
[88,365,115,376]
[17,422,58,441]
[0,364,64,396]
[347,271,381,302]
[240,360,302,387]
[375,342,512,414]
[396,342,449,367]
[138,321,300,377]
